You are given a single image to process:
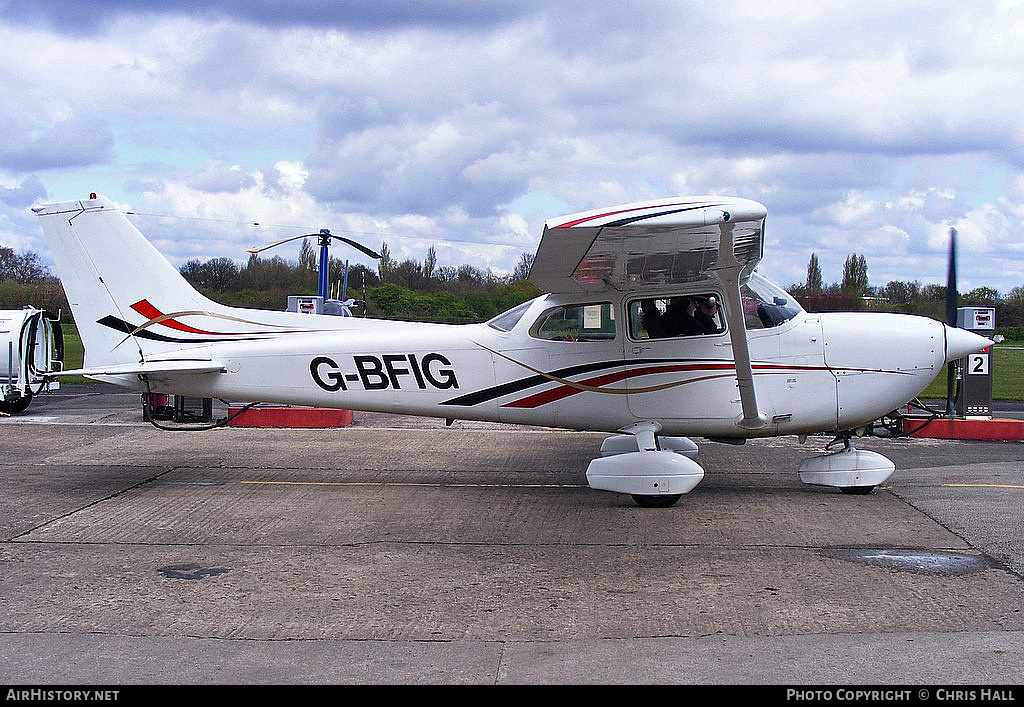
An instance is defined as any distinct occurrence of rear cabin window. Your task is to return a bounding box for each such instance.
[531,303,616,341]
[629,295,724,340]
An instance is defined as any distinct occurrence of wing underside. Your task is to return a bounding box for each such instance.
[527,197,767,295]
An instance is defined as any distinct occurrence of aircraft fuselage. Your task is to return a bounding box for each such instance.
[110,285,961,440]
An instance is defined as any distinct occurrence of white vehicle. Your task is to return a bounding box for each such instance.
[33,195,989,506]
[1,306,64,414]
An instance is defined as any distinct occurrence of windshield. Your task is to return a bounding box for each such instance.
[486,299,536,332]
[741,272,803,329]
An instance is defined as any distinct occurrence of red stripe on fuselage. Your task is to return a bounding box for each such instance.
[502,362,736,408]
[500,362,874,409]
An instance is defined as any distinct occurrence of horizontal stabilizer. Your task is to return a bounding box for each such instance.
[53,360,226,377]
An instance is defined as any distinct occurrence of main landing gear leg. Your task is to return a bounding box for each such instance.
[586,422,705,508]
[798,433,896,495]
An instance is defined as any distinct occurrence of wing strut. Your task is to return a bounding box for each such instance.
[708,219,768,430]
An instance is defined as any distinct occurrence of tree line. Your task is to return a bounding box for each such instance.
[0,245,68,318]
[177,240,541,323]
[0,240,541,325]
[788,251,1024,336]
[1,243,1022,337]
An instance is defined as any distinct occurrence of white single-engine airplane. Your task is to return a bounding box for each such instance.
[34,195,990,507]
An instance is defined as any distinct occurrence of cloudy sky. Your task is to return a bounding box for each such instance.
[2,0,1023,295]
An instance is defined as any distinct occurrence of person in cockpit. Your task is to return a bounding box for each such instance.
[663,297,703,337]
[693,295,721,333]
[640,299,667,338]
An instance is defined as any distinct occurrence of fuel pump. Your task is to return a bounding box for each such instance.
[955,307,995,418]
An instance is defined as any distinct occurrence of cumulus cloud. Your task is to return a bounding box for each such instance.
[1,1,1023,292]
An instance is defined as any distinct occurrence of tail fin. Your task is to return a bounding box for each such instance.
[34,196,236,368]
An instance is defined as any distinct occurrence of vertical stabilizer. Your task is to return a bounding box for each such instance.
[34,196,228,368]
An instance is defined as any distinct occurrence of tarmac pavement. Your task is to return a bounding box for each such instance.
[1,385,1022,685]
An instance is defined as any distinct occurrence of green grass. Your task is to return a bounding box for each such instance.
[992,345,1024,401]
[58,322,89,383]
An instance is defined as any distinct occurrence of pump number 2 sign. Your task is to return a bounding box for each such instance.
[967,353,989,375]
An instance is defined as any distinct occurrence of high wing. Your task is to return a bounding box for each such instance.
[527,196,766,295]
[528,196,770,429]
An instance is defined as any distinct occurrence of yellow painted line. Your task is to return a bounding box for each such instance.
[241,480,585,489]
[942,483,1024,489]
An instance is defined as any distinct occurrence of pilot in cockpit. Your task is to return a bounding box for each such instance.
[693,295,721,333]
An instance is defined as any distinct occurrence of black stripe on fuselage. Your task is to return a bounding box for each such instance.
[97,316,267,344]
[439,357,728,407]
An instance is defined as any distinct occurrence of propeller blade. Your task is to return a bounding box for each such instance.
[945,226,958,416]
[946,227,958,326]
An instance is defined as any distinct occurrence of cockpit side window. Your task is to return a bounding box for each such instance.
[531,302,617,342]
[629,294,724,340]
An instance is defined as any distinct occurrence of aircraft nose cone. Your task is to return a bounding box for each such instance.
[943,324,992,363]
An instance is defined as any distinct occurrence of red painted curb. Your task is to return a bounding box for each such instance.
[902,417,1024,441]
[226,406,353,428]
